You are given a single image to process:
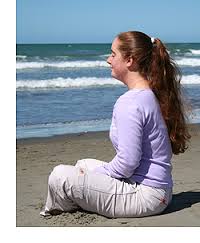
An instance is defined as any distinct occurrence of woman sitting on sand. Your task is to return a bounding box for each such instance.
[40,31,190,218]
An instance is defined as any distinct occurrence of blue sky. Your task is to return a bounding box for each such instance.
[17,0,200,43]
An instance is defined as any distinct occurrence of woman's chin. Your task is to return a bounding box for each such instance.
[111,73,120,81]
[111,71,117,79]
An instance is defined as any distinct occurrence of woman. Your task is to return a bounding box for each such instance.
[40,31,190,218]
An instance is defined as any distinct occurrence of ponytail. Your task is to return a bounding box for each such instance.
[148,39,191,154]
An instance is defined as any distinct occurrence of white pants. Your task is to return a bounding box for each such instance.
[40,159,172,218]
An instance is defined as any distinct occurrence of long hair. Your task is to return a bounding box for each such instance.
[117,31,191,154]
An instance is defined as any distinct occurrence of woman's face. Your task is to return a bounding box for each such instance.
[107,38,128,82]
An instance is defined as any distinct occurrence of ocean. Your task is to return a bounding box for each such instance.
[16,43,200,139]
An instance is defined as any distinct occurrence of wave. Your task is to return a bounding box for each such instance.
[16,77,122,90]
[16,60,109,69]
[175,58,200,66]
[188,108,200,124]
[181,75,200,84]
[16,75,200,90]
[100,54,110,57]
[16,55,27,59]
[16,57,200,70]
[189,49,200,55]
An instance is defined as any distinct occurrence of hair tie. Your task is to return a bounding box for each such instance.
[151,37,155,44]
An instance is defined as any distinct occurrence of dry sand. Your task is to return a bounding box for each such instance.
[16,124,200,226]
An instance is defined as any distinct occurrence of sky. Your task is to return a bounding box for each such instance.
[17,0,200,43]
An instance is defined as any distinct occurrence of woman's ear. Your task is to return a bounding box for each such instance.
[127,57,137,71]
[126,56,133,68]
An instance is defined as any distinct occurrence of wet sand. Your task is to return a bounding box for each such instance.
[16,124,200,226]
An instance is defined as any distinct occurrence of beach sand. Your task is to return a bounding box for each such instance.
[16,124,200,227]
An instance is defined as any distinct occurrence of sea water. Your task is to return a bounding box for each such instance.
[16,43,200,139]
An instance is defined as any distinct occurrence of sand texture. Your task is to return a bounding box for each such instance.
[16,125,200,226]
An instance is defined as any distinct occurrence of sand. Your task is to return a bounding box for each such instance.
[16,124,200,226]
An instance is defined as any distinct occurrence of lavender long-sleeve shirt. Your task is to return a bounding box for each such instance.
[95,89,173,189]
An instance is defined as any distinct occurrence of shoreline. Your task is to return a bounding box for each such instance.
[16,130,109,144]
[16,123,200,226]
[17,123,200,144]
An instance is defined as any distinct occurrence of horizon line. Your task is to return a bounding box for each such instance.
[17,42,200,45]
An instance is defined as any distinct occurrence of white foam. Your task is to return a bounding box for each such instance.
[16,56,200,70]
[16,55,27,59]
[175,57,200,66]
[16,60,109,69]
[189,49,200,55]
[188,108,200,124]
[16,75,200,90]
[16,77,122,90]
[100,54,110,57]
[181,75,200,84]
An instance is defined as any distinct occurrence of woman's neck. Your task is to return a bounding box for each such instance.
[124,72,150,90]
